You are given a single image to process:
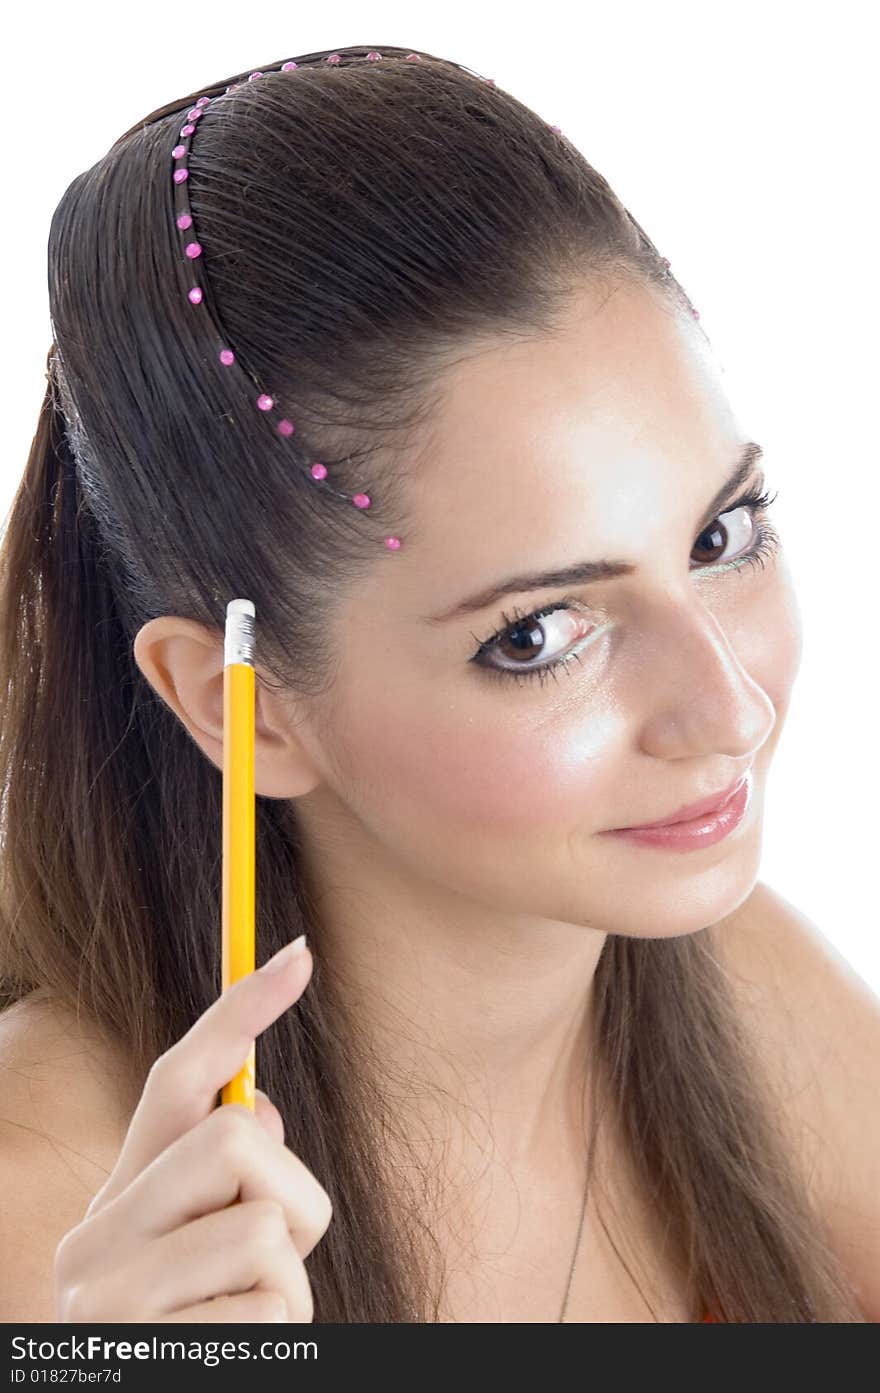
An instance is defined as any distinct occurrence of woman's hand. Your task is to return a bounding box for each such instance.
[53,937,329,1323]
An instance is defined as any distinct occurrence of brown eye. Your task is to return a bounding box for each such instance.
[692,505,757,567]
[492,609,592,668]
[471,596,607,685]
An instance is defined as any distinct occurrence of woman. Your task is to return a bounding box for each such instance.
[0,44,876,1323]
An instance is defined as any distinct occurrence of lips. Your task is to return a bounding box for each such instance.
[616,773,749,830]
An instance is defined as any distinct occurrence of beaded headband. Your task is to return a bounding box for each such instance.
[171,51,695,553]
[170,52,420,551]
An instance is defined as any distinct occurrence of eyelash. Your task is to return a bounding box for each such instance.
[469,485,781,689]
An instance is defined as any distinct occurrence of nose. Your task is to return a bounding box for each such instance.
[628,590,776,761]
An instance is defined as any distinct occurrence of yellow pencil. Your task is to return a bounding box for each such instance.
[220,598,256,1110]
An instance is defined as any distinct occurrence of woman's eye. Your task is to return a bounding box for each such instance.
[471,600,601,682]
[691,503,759,567]
[473,607,590,676]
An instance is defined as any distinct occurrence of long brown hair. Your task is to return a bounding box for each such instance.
[0,44,863,1321]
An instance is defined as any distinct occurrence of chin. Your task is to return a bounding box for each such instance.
[586,825,765,940]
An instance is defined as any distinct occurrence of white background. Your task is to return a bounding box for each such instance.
[2,2,877,992]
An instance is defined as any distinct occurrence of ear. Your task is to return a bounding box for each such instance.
[132,616,324,799]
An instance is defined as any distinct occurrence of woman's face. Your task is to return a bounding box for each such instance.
[292,277,802,940]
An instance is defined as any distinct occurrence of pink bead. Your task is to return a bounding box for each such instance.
[219,349,235,366]
[257,394,274,411]
[185,241,202,259]
[384,537,402,550]
[277,418,295,436]
[405,53,422,60]
[366,51,382,60]
[187,107,203,120]
[485,77,496,86]
[248,71,263,81]
[196,96,210,106]
[310,463,327,480]
[693,308,700,319]
[172,144,186,159]
[326,54,341,64]
[550,125,561,133]
[181,124,195,136]
[281,61,298,71]
[188,287,203,304]
[173,168,189,184]
[176,213,193,230]
[352,493,371,509]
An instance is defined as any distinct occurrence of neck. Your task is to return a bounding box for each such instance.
[298,793,606,1176]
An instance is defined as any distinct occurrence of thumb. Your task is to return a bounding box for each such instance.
[253,1087,285,1143]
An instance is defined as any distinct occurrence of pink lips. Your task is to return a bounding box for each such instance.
[621,773,750,830]
[601,771,753,852]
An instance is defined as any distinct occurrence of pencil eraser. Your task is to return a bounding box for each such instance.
[226,598,256,619]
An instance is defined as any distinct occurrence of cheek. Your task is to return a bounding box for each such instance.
[339,676,620,836]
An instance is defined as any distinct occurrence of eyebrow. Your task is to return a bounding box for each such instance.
[422,441,765,625]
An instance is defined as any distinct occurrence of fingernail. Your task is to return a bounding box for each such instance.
[261,935,308,973]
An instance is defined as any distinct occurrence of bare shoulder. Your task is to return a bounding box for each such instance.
[0,992,133,1321]
[711,879,880,1319]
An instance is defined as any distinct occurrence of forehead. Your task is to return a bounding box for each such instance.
[376,279,745,598]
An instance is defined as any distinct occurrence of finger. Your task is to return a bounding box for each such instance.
[73,1104,332,1268]
[147,1201,313,1321]
[254,1089,285,1144]
[90,941,312,1213]
[69,1202,314,1323]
